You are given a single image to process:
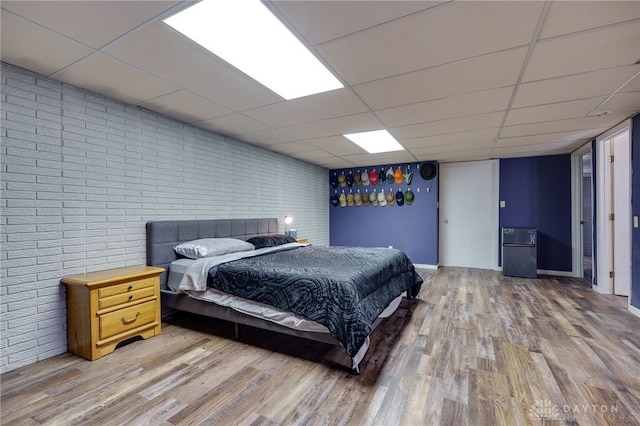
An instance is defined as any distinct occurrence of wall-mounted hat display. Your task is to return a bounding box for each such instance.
[330,162,434,208]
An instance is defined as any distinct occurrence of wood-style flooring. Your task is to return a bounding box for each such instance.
[2,268,640,425]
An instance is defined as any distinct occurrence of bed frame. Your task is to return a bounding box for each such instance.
[146,219,361,360]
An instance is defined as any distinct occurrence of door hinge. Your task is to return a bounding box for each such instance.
[609,213,615,221]
[608,155,614,163]
[609,271,615,279]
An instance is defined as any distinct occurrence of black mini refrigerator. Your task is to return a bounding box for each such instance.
[502,227,537,278]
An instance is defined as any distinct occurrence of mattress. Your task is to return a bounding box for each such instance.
[168,258,401,334]
[168,259,402,333]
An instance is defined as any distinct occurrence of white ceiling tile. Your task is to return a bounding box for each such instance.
[391,112,505,140]
[494,129,609,148]
[340,151,417,167]
[493,139,584,156]
[243,89,368,128]
[105,23,281,111]
[408,139,495,157]
[500,114,630,138]
[505,97,608,126]
[308,136,367,156]
[267,141,318,155]
[523,21,640,82]
[316,1,543,84]
[139,90,232,124]
[196,114,269,137]
[540,1,640,39]
[0,11,94,76]
[280,113,382,140]
[1,0,181,49]
[513,66,638,108]
[236,129,297,146]
[271,0,440,45]
[377,87,513,128]
[619,72,640,93]
[51,52,178,105]
[597,92,640,115]
[402,128,499,149]
[354,47,527,110]
[422,149,492,163]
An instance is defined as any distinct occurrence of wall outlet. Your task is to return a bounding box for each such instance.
[634,216,639,228]
[500,201,506,208]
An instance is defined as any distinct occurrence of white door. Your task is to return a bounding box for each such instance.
[596,124,632,296]
[439,160,499,269]
[612,131,631,296]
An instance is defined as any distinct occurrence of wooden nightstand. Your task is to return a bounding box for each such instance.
[61,265,164,360]
[296,238,309,244]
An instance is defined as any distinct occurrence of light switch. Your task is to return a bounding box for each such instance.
[500,201,506,208]
[634,216,639,228]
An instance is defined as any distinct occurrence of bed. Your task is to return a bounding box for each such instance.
[146,218,422,374]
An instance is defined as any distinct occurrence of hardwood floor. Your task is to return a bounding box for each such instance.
[2,267,640,425]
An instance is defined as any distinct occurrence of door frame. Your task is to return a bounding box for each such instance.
[571,142,593,280]
[594,119,631,295]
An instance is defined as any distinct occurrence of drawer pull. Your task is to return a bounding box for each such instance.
[128,285,133,291]
[121,312,140,324]
[128,295,133,300]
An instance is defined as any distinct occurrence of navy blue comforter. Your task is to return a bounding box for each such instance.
[207,245,423,357]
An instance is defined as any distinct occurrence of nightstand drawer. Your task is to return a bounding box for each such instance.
[98,277,155,298]
[99,300,156,340]
[99,286,156,309]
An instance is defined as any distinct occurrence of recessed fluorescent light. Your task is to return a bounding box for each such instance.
[163,0,343,100]
[344,130,404,154]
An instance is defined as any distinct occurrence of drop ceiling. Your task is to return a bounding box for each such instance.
[2,0,639,169]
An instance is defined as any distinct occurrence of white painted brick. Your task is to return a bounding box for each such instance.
[1,63,329,373]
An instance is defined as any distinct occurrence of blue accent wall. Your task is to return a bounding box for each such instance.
[499,155,573,272]
[329,162,439,265]
[631,114,640,309]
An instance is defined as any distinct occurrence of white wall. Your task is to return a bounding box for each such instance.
[0,63,330,373]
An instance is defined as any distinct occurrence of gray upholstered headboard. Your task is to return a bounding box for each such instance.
[146,218,279,289]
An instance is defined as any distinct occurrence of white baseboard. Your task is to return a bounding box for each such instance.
[414,264,438,270]
[629,304,640,319]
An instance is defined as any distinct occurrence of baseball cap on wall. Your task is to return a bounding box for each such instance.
[405,188,414,205]
[361,170,370,186]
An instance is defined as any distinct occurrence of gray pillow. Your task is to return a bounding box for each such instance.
[174,238,254,259]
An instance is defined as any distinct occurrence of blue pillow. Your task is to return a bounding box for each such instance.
[247,234,296,249]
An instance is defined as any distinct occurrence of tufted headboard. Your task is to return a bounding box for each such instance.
[146,218,279,289]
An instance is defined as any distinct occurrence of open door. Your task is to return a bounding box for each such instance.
[596,123,632,296]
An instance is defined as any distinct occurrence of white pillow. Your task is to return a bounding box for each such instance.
[174,238,254,259]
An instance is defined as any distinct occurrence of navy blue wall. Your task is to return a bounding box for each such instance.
[632,114,640,309]
[329,162,439,265]
[499,155,573,272]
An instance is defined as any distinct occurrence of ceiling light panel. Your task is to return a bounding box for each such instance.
[344,130,404,154]
[163,0,343,100]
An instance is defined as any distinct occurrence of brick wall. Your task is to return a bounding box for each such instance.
[0,63,329,373]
